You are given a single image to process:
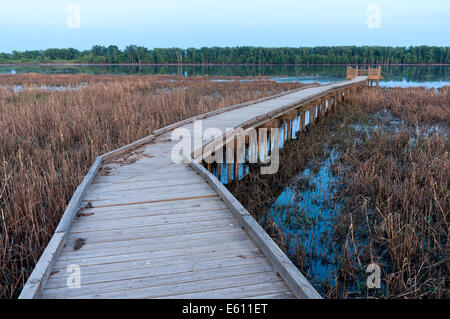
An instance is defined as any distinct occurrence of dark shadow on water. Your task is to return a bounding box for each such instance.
[1,64,450,87]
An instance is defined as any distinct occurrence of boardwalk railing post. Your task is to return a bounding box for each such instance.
[216,147,223,180]
[300,111,305,132]
[308,105,313,126]
[226,141,234,182]
[316,99,321,119]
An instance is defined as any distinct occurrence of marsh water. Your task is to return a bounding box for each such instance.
[1,64,450,88]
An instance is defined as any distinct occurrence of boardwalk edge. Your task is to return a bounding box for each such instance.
[185,156,322,299]
[19,156,103,299]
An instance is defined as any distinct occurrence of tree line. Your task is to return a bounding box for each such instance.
[1,46,449,65]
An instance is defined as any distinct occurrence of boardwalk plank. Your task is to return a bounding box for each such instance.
[67,217,238,243]
[53,238,259,269]
[42,263,274,299]
[72,205,229,222]
[45,255,271,289]
[46,247,265,283]
[160,282,291,299]
[57,231,251,259]
[69,209,234,233]
[76,197,227,215]
[66,272,281,299]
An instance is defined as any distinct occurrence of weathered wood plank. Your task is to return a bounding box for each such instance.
[87,178,206,194]
[47,245,266,288]
[84,183,216,202]
[80,194,220,210]
[57,230,251,259]
[91,171,197,185]
[53,238,259,271]
[160,282,291,299]
[62,272,282,299]
[42,262,274,299]
[247,291,296,299]
[67,216,238,243]
[72,205,228,222]
[52,240,260,272]
[45,255,271,290]
[71,208,232,231]
[75,196,226,215]
[64,228,245,256]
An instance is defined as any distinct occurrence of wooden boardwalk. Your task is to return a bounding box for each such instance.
[20,76,368,299]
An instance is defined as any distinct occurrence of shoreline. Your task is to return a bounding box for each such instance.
[1,63,450,67]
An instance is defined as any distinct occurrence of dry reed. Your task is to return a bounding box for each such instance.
[227,86,449,298]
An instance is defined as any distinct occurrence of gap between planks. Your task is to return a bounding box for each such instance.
[47,247,266,285]
[81,194,220,209]
[44,269,282,299]
[57,231,252,259]
[44,256,272,290]
[51,240,261,273]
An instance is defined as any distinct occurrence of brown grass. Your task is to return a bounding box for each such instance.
[227,86,449,298]
[0,74,305,298]
[349,86,450,126]
[335,87,449,298]
[0,73,274,87]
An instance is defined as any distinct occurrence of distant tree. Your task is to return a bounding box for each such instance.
[1,46,449,65]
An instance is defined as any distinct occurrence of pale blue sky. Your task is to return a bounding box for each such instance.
[1,0,449,52]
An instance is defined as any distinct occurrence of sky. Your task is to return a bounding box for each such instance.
[1,0,449,52]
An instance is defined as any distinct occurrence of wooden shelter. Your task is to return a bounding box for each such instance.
[346,66,383,86]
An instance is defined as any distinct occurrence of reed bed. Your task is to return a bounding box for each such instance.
[227,87,449,298]
[0,73,273,87]
[0,74,305,298]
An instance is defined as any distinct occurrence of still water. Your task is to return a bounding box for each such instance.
[1,64,449,88]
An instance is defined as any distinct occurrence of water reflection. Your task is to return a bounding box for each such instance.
[268,150,341,286]
[1,64,449,87]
